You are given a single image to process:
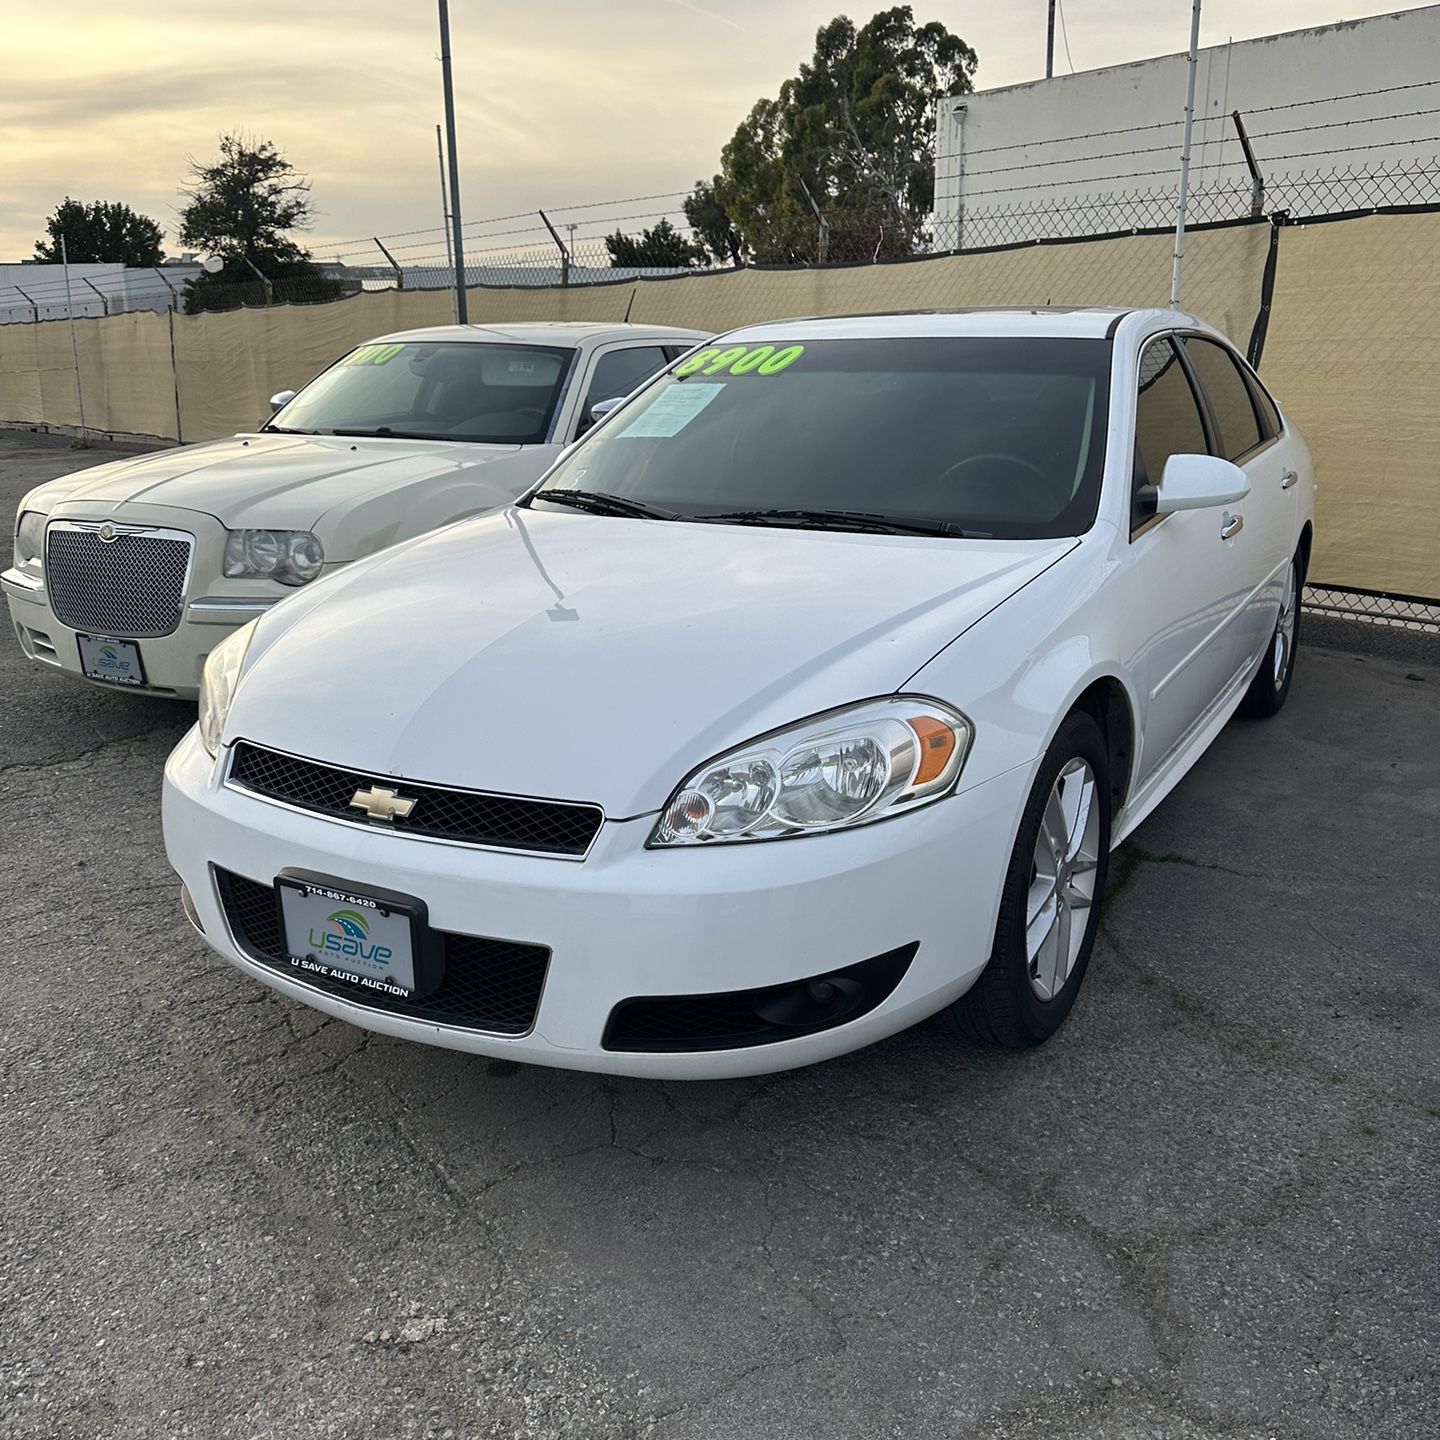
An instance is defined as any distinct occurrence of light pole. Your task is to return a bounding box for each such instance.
[437,0,469,324]
[1170,0,1203,307]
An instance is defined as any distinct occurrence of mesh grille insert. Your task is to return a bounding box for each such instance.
[228,743,604,857]
[46,526,191,637]
[215,868,549,1035]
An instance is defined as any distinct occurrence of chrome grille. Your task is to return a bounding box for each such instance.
[45,524,193,638]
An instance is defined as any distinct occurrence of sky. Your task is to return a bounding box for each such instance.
[1,0,1434,264]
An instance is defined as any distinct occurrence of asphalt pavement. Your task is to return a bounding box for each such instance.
[2,429,1436,1439]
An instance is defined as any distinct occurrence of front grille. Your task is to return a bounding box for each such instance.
[215,868,549,1035]
[45,525,192,637]
[228,742,604,858]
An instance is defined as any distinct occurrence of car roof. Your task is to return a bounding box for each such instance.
[369,322,712,346]
[720,307,1213,343]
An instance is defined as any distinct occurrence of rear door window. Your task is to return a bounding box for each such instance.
[1181,337,1264,461]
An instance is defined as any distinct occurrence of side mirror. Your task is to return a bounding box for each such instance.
[1157,453,1249,511]
[269,389,297,415]
[578,396,625,436]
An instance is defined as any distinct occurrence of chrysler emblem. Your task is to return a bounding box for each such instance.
[349,785,418,822]
[98,522,117,542]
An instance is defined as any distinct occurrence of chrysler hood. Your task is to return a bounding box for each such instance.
[228,510,1076,816]
[36,432,535,535]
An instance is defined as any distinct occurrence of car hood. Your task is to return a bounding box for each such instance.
[34,432,530,532]
[228,510,1076,816]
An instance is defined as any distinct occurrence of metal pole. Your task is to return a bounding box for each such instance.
[13,284,40,323]
[59,235,89,442]
[537,211,571,287]
[1170,0,1203,308]
[240,255,274,306]
[436,123,456,318]
[374,237,405,290]
[1231,110,1265,218]
[438,0,469,324]
[1046,0,1056,79]
[81,276,109,315]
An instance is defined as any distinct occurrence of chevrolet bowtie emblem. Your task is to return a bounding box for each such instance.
[349,785,417,822]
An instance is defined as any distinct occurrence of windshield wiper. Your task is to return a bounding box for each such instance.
[328,427,446,441]
[533,490,679,521]
[260,425,319,435]
[691,507,974,537]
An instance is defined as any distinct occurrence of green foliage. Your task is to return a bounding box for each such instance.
[687,6,977,265]
[682,181,742,268]
[33,198,164,266]
[604,218,706,270]
[178,133,342,312]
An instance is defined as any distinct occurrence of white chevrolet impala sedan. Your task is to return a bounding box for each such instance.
[4,322,706,698]
[162,309,1313,1079]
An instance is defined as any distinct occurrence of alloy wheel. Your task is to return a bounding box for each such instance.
[1026,757,1102,1002]
[1273,560,1298,689]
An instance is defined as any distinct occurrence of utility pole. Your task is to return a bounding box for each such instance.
[1170,0,1203,308]
[1046,0,1056,79]
[436,123,456,320]
[437,0,469,324]
[59,234,89,444]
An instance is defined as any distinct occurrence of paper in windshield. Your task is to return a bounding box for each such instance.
[617,383,723,439]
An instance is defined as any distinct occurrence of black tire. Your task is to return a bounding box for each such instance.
[940,709,1112,1048]
[1239,551,1302,718]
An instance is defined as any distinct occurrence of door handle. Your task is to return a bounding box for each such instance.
[1219,512,1244,540]
[1280,468,1299,489]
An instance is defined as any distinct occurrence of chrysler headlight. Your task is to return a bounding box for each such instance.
[15,511,46,567]
[198,619,258,756]
[223,529,324,586]
[650,697,972,847]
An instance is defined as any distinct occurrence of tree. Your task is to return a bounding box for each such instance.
[604,218,706,269]
[686,7,977,265]
[33,198,164,266]
[177,133,341,311]
[682,181,742,269]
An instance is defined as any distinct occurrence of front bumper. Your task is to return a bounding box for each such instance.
[3,568,275,699]
[163,727,1031,1079]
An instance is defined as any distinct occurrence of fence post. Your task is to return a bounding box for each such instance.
[374,237,404,290]
[152,267,180,312]
[240,255,274,306]
[13,284,39,323]
[59,235,89,443]
[81,276,110,316]
[538,210,572,287]
[798,177,830,264]
[167,308,184,445]
[1231,111,1265,219]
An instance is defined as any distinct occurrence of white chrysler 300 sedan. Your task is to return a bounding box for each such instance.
[163,308,1313,1079]
[3,321,707,698]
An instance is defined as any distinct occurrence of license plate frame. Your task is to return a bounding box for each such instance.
[275,869,442,1001]
[77,633,146,686]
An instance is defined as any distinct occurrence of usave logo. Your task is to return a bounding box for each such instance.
[98,644,132,673]
[308,908,393,966]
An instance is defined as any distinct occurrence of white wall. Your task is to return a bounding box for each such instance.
[934,5,1440,245]
[0,262,200,325]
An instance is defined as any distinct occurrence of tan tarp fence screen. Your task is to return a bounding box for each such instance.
[1260,212,1440,598]
[2,213,1436,597]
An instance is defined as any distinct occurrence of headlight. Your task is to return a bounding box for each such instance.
[650,697,972,847]
[223,529,324,586]
[198,619,258,756]
[14,511,46,567]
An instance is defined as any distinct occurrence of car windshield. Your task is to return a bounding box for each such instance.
[268,341,575,444]
[531,336,1111,539]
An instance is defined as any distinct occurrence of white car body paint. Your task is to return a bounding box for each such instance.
[161,308,1315,1077]
[3,322,709,697]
